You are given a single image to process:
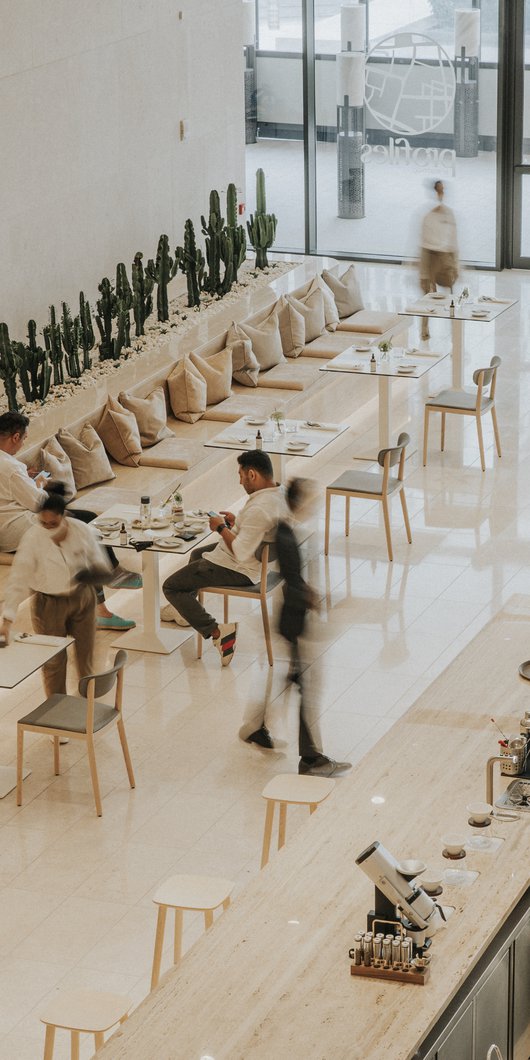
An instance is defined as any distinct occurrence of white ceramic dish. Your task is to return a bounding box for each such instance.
[397,365,416,373]
[151,519,170,529]
[245,416,267,426]
[287,440,310,451]
[442,833,467,856]
[430,293,446,300]
[466,801,492,824]
[355,345,371,352]
[471,310,489,318]
[156,538,183,549]
[95,519,121,530]
[398,859,426,878]
[422,870,444,890]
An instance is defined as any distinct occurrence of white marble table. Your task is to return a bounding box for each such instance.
[94,504,213,655]
[204,416,349,480]
[320,345,450,459]
[0,634,73,797]
[399,294,517,389]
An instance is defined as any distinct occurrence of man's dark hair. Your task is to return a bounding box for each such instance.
[40,489,67,516]
[0,412,30,438]
[237,449,274,478]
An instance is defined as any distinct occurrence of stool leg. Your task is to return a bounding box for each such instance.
[440,412,446,452]
[71,1030,80,1060]
[53,736,60,776]
[476,414,486,472]
[381,497,393,563]
[174,907,183,964]
[324,491,331,556]
[278,802,287,850]
[43,1024,56,1060]
[204,909,214,930]
[16,725,24,807]
[151,904,168,990]
[491,406,502,457]
[261,800,275,868]
[94,1031,105,1051]
[309,803,318,814]
[222,896,231,912]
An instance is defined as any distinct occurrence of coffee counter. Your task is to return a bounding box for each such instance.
[100,596,530,1060]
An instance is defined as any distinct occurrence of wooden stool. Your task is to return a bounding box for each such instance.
[150,874,235,990]
[39,989,131,1059]
[260,774,336,868]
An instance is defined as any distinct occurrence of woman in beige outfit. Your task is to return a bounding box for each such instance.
[419,180,459,339]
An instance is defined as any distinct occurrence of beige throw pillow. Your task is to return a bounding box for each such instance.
[97,395,142,467]
[286,287,326,343]
[322,265,364,318]
[57,424,116,490]
[276,295,305,357]
[40,436,76,502]
[189,346,233,406]
[167,356,207,423]
[230,338,259,387]
[292,276,339,331]
[228,313,284,372]
[118,387,172,448]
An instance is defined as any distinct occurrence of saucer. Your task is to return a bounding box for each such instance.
[151,519,171,529]
[430,293,446,300]
[397,365,416,373]
[355,346,371,352]
[287,440,310,451]
[156,538,183,549]
[468,816,491,828]
[442,848,466,860]
[423,885,443,897]
[95,519,121,530]
[246,416,267,426]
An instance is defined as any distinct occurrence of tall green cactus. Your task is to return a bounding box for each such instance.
[114,262,133,357]
[95,278,117,360]
[61,302,81,379]
[225,183,246,283]
[78,292,95,371]
[146,235,177,322]
[43,305,64,385]
[16,320,51,404]
[0,322,20,412]
[201,191,224,295]
[247,168,277,269]
[131,252,154,336]
[175,220,205,307]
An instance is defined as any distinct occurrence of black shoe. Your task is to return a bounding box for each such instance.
[298,754,352,777]
[244,725,274,750]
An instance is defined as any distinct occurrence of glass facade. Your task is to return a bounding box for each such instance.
[245,0,512,267]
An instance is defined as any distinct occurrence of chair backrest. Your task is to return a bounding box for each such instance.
[473,355,501,398]
[78,649,128,700]
[377,432,410,489]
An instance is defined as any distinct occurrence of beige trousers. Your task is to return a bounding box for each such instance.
[31,584,96,696]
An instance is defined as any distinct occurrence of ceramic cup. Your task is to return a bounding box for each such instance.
[441,833,466,856]
[466,802,493,825]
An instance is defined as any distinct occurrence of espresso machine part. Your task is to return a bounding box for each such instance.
[500,736,526,776]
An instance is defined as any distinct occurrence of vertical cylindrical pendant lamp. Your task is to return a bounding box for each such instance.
[340,4,365,52]
[242,0,256,45]
[454,9,480,57]
[336,52,365,107]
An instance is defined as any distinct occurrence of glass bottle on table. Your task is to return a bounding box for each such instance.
[140,495,151,529]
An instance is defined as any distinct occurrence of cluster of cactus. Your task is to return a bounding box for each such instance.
[224,183,247,285]
[15,321,51,404]
[60,302,81,379]
[43,306,65,387]
[201,191,225,296]
[146,235,177,322]
[0,323,20,412]
[132,252,154,336]
[95,278,117,360]
[247,168,277,269]
[175,220,205,307]
[78,292,95,371]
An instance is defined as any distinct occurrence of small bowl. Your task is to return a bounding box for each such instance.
[466,802,493,825]
[398,859,427,880]
[421,870,444,891]
[442,833,466,856]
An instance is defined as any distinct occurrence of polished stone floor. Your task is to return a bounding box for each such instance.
[0,260,528,1057]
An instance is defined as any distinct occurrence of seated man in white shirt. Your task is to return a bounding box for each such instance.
[163,450,288,667]
[0,411,137,631]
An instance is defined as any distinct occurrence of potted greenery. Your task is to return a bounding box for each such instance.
[270,408,285,435]
[378,338,393,361]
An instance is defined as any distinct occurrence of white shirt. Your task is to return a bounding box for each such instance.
[2,519,111,622]
[0,450,46,536]
[208,486,289,582]
[421,204,458,254]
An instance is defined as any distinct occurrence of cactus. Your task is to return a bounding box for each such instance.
[247,168,277,269]
[225,183,246,283]
[78,292,95,371]
[0,322,20,411]
[175,220,205,308]
[95,277,117,360]
[201,190,224,295]
[114,262,133,357]
[60,302,81,379]
[131,252,154,336]
[219,230,235,296]
[146,235,177,322]
[16,321,51,404]
[43,305,64,385]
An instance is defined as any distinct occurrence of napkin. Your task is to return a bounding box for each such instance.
[478,295,512,305]
[221,435,249,445]
[405,305,436,314]
[304,422,339,432]
[14,634,67,647]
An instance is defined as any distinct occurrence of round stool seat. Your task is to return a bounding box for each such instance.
[261,774,335,805]
[40,989,131,1033]
[152,874,235,911]
[519,660,530,681]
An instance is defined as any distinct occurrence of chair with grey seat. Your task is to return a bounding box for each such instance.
[324,432,411,562]
[16,649,134,817]
[196,543,283,666]
[423,355,501,472]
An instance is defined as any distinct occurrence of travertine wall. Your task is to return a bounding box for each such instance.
[0,0,245,335]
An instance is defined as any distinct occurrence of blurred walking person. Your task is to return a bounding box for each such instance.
[419,180,459,340]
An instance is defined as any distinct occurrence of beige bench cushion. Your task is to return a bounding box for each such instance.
[229,312,284,371]
[256,362,319,391]
[286,287,326,343]
[97,395,143,467]
[167,357,207,423]
[322,264,364,317]
[118,387,173,448]
[138,436,199,470]
[303,331,357,358]
[337,311,403,335]
[202,393,283,422]
[291,275,339,331]
[58,425,116,490]
[189,347,233,405]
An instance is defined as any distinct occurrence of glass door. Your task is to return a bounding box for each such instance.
[512,0,530,265]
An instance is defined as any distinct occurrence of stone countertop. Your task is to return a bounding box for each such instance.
[99,595,530,1060]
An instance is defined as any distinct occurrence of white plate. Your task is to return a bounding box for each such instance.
[471,310,489,318]
[245,416,267,426]
[355,345,371,352]
[156,538,183,549]
[430,293,446,300]
[151,519,171,529]
[95,519,121,530]
[397,365,416,373]
[287,441,310,451]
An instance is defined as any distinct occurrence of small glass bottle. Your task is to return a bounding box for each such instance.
[370,351,376,372]
[119,522,128,546]
[255,430,263,450]
[449,299,455,317]
[140,495,151,529]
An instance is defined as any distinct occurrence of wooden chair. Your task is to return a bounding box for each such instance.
[260,774,335,868]
[17,649,135,817]
[324,432,411,562]
[197,543,283,666]
[39,989,131,1058]
[423,355,502,472]
[150,874,234,990]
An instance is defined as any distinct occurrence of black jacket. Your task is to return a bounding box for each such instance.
[276,520,312,643]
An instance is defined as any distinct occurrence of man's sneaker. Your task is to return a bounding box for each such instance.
[213,622,238,666]
[243,725,274,750]
[160,603,190,627]
[298,755,352,777]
